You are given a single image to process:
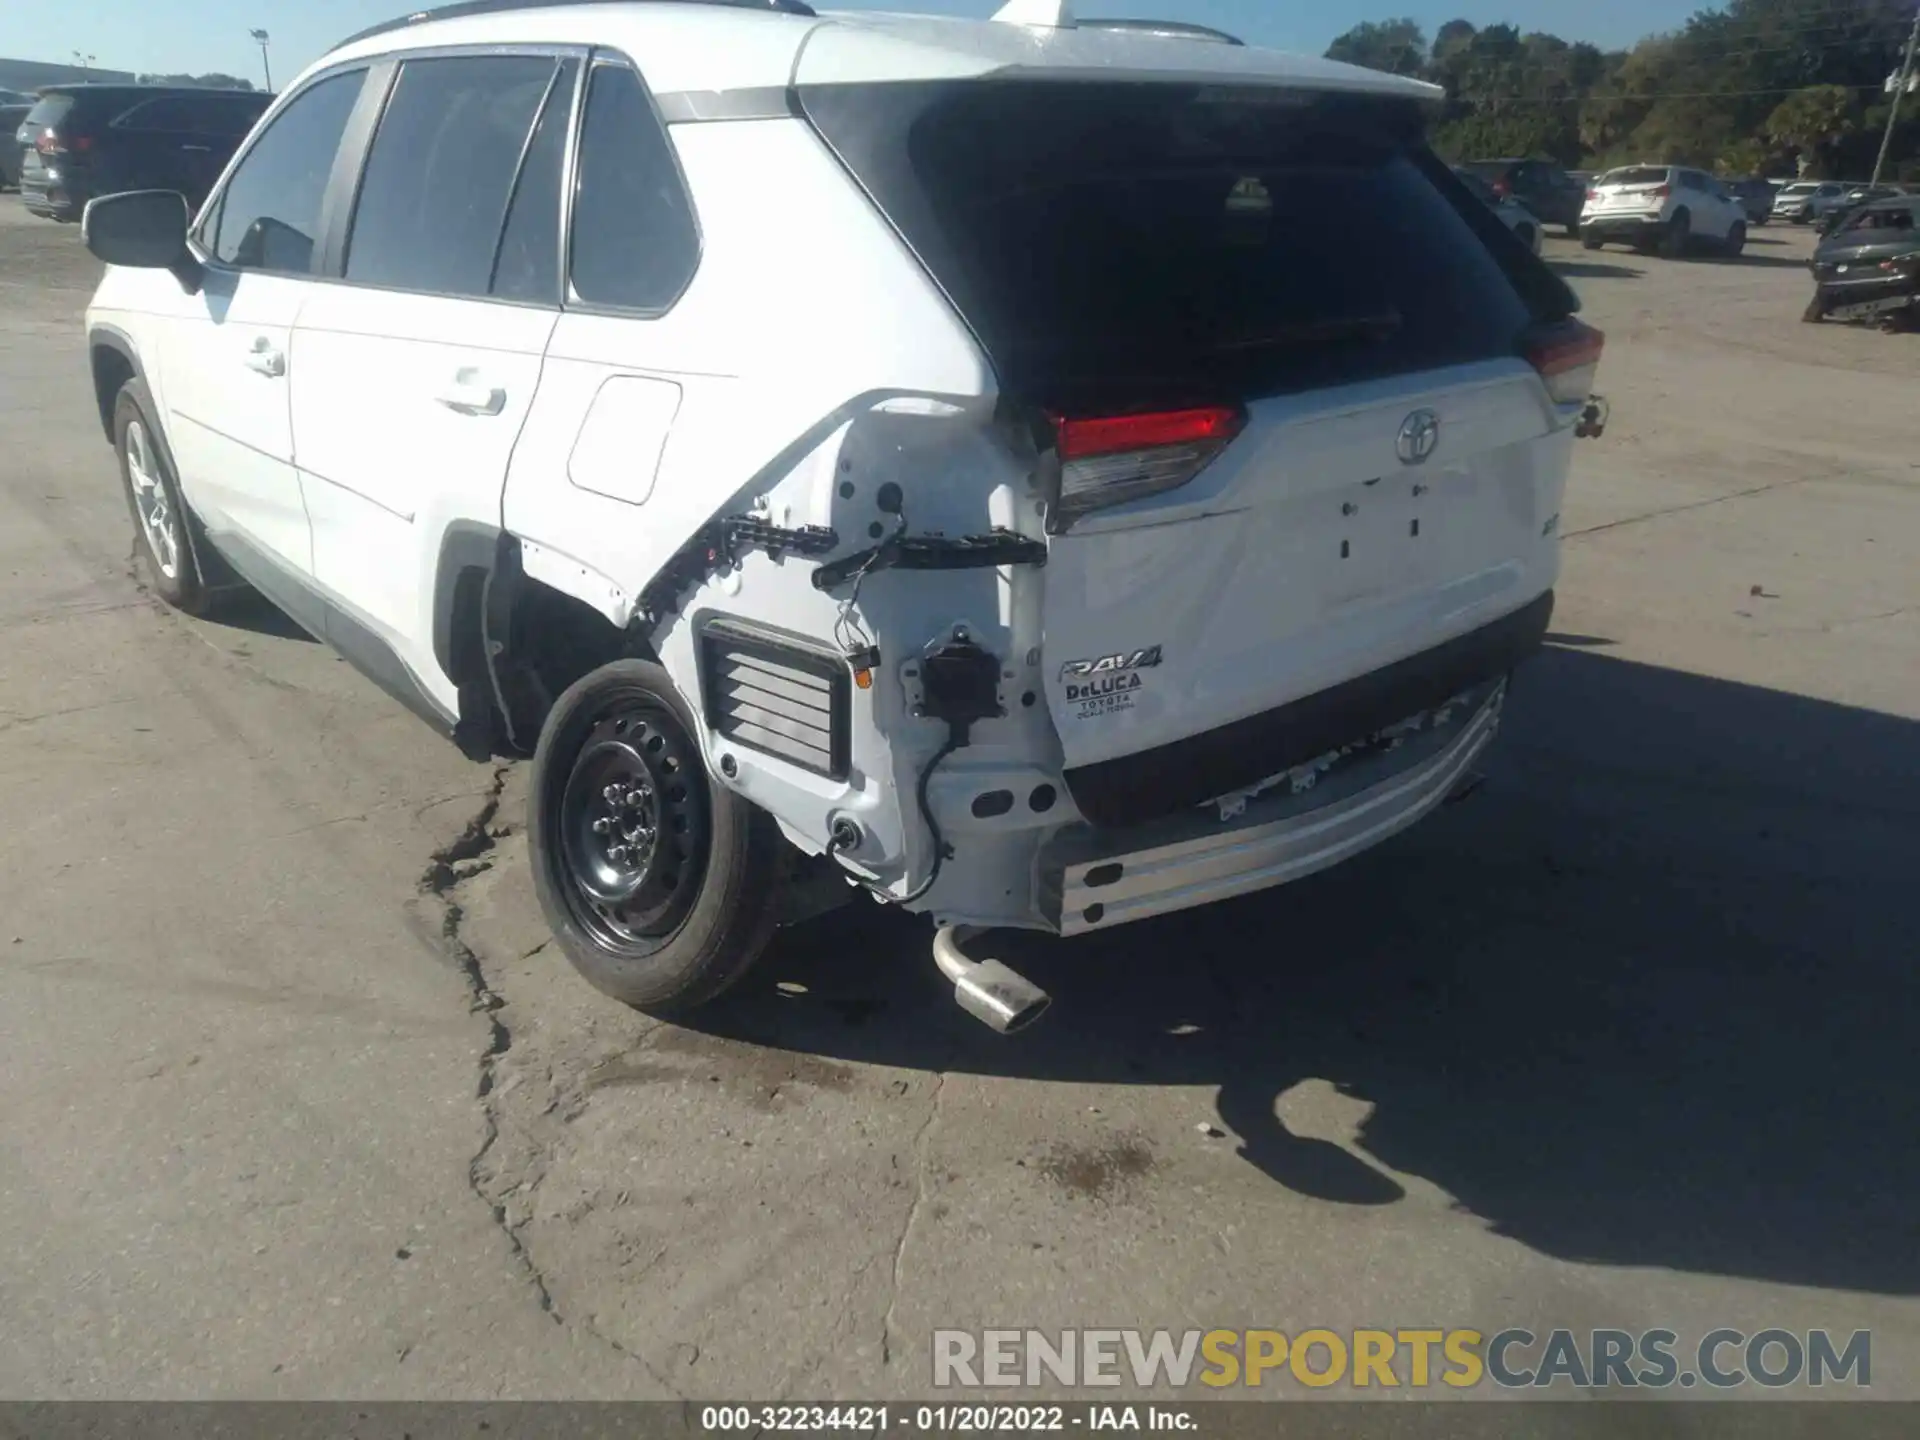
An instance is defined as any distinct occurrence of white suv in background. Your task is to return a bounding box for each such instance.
[79,0,1603,1032]
[1580,164,1748,257]
[1773,180,1850,224]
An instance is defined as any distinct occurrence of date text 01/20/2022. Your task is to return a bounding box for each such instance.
[699,1406,1197,1432]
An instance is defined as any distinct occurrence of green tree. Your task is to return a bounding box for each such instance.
[1325,18,1428,77]
[1764,84,1858,174]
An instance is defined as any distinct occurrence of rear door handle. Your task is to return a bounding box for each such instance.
[435,370,506,417]
[243,338,285,378]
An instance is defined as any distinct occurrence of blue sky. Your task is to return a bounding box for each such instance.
[17,0,1686,89]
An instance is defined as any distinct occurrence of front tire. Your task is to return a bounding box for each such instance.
[114,379,215,615]
[528,658,784,1014]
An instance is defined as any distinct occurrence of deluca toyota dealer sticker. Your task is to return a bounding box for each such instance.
[1060,645,1162,719]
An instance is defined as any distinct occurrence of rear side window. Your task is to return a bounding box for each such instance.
[212,69,366,274]
[115,97,199,131]
[567,62,699,311]
[345,54,559,298]
[802,80,1538,410]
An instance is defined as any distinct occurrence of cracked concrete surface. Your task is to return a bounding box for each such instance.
[3,206,1919,1401]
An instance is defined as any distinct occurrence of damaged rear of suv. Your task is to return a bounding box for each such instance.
[81,0,1602,1032]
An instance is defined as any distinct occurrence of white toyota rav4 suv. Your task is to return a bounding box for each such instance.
[80,0,1603,1031]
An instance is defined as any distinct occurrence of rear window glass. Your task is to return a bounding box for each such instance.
[1601,167,1668,187]
[801,81,1538,411]
[24,95,75,129]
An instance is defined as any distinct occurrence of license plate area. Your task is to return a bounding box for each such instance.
[1323,471,1452,606]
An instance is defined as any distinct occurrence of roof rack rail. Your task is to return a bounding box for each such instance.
[334,0,815,53]
[1076,17,1245,44]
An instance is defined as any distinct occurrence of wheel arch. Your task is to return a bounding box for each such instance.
[87,325,145,444]
[432,524,658,758]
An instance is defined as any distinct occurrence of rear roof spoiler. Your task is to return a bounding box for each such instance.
[989,1,1245,44]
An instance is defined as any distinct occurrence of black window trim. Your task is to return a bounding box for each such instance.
[189,59,380,278]
[561,48,705,321]
[323,42,588,308]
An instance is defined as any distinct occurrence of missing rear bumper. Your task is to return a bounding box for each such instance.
[1039,681,1505,936]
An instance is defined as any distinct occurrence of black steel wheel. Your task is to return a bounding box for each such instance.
[528,659,783,1013]
[558,705,710,948]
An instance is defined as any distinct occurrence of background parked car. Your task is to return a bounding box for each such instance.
[0,100,30,190]
[1805,196,1920,327]
[1461,156,1586,236]
[17,83,270,222]
[1772,180,1858,224]
[1725,176,1776,225]
[1821,185,1906,236]
[1582,164,1747,257]
[1452,165,1544,252]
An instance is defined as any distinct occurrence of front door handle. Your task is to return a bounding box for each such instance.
[243,338,285,378]
[435,370,506,417]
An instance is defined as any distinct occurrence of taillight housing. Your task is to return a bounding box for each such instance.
[1523,319,1605,408]
[1649,184,1671,199]
[1045,405,1245,527]
[1586,188,1600,201]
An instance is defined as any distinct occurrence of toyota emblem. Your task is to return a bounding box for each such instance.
[1396,409,1440,466]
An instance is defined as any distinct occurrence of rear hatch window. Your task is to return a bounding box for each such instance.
[798,79,1563,411]
[1599,167,1668,188]
[23,94,75,131]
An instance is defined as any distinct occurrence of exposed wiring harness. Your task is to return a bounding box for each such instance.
[892,733,962,905]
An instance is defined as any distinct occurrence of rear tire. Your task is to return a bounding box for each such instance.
[113,379,216,616]
[527,658,784,1014]
[1581,230,1604,251]
[1660,210,1691,259]
[1724,221,1746,258]
[1563,220,1581,239]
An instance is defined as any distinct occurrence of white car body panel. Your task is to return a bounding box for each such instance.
[1037,362,1564,769]
[291,286,559,715]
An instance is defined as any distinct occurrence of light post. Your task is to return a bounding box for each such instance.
[72,51,95,72]
[249,29,273,93]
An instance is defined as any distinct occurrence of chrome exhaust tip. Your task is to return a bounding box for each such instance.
[933,925,1051,1035]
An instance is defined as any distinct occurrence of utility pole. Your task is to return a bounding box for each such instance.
[250,29,273,92]
[1871,5,1920,186]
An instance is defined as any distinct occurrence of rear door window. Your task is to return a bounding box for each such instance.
[211,68,366,274]
[491,60,578,303]
[344,53,558,298]
[801,80,1542,410]
[115,97,199,132]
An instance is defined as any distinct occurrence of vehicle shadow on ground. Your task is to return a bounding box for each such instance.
[203,590,319,643]
[1548,260,1643,280]
[702,644,1920,1296]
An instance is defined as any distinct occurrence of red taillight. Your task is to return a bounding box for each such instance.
[34,128,60,155]
[72,134,93,152]
[1524,319,1605,407]
[1053,406,1243,461]
[1586,188,1600,201]
[1492,178,1511,197]
[1649,184,1671,199]
[1047,406,1245,524]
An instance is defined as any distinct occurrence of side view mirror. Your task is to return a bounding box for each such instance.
[82,190,204,293]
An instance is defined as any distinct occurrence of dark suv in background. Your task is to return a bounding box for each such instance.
[1461,157,1587,236]
[0,97,32,191]
[17,84,270,221]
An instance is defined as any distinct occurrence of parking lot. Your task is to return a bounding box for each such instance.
[1,202,1917,1402]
